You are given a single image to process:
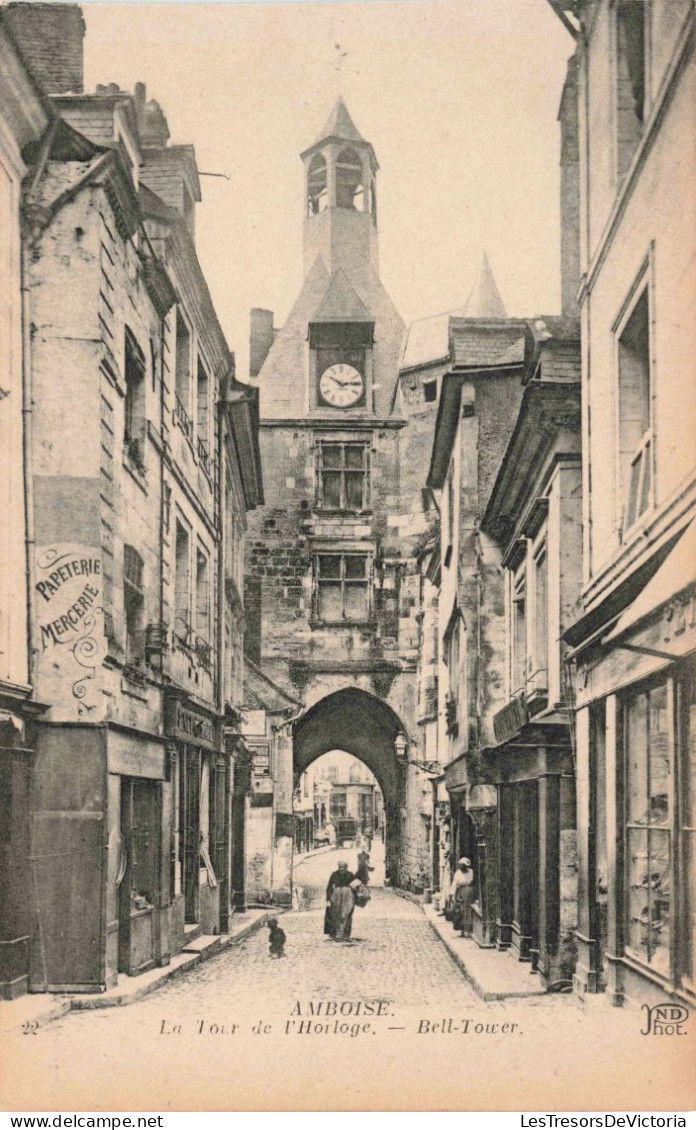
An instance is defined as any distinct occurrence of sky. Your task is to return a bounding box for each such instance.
[81,0,574,376]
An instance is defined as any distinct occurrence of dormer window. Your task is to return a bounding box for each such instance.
[308,153,328,215]
[336,148,365,211]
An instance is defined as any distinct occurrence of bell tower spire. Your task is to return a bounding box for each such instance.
[301,96,379,280]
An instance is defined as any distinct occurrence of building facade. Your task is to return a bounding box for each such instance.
[426,313,528,945]
[551,0,696,1009]
[481,317,582,985]
[0,7,50,1000]
[1,3,262,994]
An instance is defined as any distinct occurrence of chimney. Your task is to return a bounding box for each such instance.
[250,309,274,378]
[558,52,580,316]
[5,3,85,95]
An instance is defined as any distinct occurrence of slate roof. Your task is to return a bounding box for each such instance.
[449,319,527,369]
[314,95,366,147]
[400,253,510,372]
[313,269,373,322]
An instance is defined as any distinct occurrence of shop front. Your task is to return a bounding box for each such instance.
[486,717,576,984]
[571,527,696,1009]
[164,691,228,949]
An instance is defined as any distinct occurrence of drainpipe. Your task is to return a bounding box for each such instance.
[21,238,36,686]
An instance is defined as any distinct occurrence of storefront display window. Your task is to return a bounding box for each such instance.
[625,681,671,973]
[681,673,696,989]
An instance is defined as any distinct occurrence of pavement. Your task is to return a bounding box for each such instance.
[422,905,549,1000]
[3,846,694,1111]
[0,908,271,1033]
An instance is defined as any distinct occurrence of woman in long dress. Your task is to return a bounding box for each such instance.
[450,856,475,937]
[325,861,356,941]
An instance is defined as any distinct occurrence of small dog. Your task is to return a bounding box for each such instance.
[268,917,286,959]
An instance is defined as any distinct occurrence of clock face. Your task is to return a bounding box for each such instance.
[319,363,364,408]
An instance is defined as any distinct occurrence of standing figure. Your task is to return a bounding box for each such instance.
[267,917,286,958]
[356,851,374,885]
[325,861,356,941]
[450,857,475,937]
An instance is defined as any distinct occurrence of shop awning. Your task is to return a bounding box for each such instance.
[605,519,696,642]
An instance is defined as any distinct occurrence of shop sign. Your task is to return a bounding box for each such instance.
[166,698,217,749]
[34,543,106,719]
[492,695,527,745]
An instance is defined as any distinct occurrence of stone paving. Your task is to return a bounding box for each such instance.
[4,847,693,1112]
[144,845,479,1013]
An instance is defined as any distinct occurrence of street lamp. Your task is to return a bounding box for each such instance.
[394,732,408,760]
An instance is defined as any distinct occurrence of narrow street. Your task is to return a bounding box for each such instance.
[4,848,686,1112]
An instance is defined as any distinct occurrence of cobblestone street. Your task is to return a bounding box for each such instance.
[138,846,480,1013]
[5,847,693,1112]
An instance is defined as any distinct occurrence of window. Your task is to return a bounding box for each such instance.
[124,329,146,466]
[195,548,210,645]
[444,610,464,739]
[625,681,671,973]
[680,671,696,988]
[307,153,328,215]
[174,519,191,640]
[331,791,347,818]
[616,0,646,179]
[196,358,210,474]
[424,380,437,403]
[533,545,548,690]
[618,288,652,532]
[336,148,365,211]
[208,757,226,889]
[512,567,527,696]
[317,442,369,510]
[123,545,144,664]
[175,311,193,442]
[445,464,455,567]
[315,552,370,622]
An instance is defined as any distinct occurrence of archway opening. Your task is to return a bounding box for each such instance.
[294,750,386,883]
[292,687,407,886]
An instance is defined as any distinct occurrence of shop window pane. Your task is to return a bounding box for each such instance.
[627,826,650,963]
[686,832,696,986]
[684,678,696,985]
[648,683,670,825]
[626,690,649,823]
[345,583,368,620]
[626,679,672,973]
[318,583,342,621]
[648,827,671,974]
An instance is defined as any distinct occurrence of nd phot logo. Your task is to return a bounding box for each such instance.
[640,1002,689,1036]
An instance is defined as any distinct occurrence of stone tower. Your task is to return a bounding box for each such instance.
[244,99,432,899]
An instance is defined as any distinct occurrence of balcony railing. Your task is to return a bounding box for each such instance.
[197,436,211,478]
[174,394,193,443]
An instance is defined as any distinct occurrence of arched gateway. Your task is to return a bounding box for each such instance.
[293,688,407,882]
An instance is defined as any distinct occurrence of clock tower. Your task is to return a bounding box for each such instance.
[245,99,424,903]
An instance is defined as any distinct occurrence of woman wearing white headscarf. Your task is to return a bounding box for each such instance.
[450,857,475,937]
[325,860,356,941]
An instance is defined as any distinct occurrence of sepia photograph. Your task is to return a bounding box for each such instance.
[0,0,695,1113]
